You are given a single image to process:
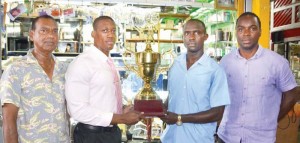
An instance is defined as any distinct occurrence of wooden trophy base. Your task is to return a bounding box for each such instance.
[134,99,165,117]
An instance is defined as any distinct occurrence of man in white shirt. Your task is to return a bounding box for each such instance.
[65,16,143,143]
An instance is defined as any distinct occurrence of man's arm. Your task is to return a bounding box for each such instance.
[278,87,300,121]
[2,103,19,143]
[110,111,143,125]
[160,105,225,124]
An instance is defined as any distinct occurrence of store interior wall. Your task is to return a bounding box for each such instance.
[0,1,2,142]
[0,0,3,78]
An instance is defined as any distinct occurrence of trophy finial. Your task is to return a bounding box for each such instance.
[145,43,153,52]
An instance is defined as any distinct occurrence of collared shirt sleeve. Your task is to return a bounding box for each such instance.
[210,67,231,108]
[65,55,113,127]
[277,59,297,92]
[1,64,21,107]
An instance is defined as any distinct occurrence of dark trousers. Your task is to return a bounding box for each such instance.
[73,123,122,143]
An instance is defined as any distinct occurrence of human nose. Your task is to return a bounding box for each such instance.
[48,31,58,37]
[107,30,116,37]
[188,33,196,40]
[243,28,251,36]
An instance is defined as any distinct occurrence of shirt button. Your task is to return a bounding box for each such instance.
[183,86,186,89]
[245,75,247,78]
[243,100,246,103]
[244,87,246,90]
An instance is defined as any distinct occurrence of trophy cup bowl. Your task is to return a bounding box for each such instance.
[133,44,165,117]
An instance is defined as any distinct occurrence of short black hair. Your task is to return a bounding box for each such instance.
[31,15,56,30]
[183,19,207,34]
[93,16,115,30]
[236,12,261,29]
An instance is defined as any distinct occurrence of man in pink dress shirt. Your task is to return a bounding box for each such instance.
[65,16,143,143]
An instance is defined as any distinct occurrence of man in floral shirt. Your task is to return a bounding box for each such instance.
[0,15,70,143]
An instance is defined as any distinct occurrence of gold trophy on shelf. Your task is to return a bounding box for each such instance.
[123,12,173,141]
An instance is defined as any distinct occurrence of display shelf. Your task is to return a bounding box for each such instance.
[6,51,80,57]
[16,14,87,21]
[56,0,214,8]
[206,41,236,44]
[7,51,27,56]
[126,39,183,43]
[59,40,78,43]
[159,13,190,19]
[205,21,234,27]
[53,52,79,57]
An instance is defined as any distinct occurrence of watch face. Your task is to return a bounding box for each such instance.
[176,121,182,126]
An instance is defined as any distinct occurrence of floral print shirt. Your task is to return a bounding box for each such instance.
[0,49,70,143]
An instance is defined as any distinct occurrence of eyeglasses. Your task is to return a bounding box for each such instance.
[37,28,59,35]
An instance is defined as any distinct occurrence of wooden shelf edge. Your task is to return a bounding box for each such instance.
[159,13,190,19]
[126,39,183,43]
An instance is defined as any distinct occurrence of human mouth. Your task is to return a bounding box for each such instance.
[187,43,196,46]
[242,40,251,44]
[45,41,55,45]
[107,41,114,45]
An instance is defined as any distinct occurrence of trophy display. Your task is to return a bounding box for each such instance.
[132,43,164,117]
[123,12,173,141]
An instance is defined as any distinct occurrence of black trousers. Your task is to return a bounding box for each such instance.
[73,123,122,143]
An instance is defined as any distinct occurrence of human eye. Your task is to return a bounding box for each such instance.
[39,29,48,34]
[237,27,243,33]
[53,29,59,34]
[102,29,108,33]
[250,26,258,32]
[184,31,190,36]
[194,31,202,36]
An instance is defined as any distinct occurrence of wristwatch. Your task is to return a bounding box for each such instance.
[176,114,182,126]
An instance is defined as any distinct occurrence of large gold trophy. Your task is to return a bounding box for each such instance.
[133,42,164,117]
[123,12,173,141]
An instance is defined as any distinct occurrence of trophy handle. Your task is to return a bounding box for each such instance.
[155,49,175,80]
[122,48,140,77]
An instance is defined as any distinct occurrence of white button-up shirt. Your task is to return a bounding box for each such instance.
[65,46,120,127]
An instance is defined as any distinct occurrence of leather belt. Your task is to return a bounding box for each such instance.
[77,122,117,132]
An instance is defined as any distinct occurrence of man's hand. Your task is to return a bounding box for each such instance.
[123,105,134,114]
[160,111,177,125]
[111,110,144,125]
[122,110,144,125]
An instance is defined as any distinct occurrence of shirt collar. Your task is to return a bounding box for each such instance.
[26,48,58,64]
[177,52,209,67]
[88,45,110,62]
[235,45,264,60]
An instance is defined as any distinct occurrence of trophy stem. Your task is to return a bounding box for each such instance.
[146,118,152,142]
[135,77,158,100]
